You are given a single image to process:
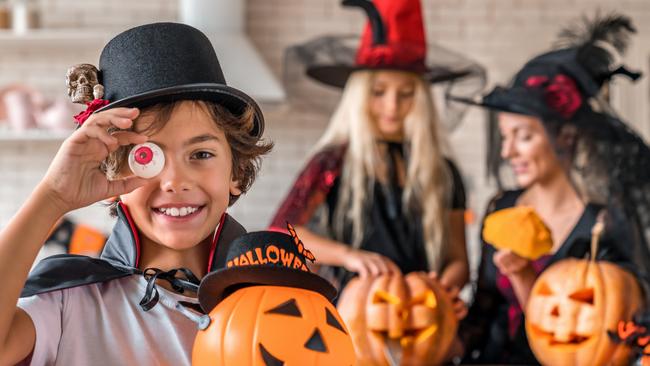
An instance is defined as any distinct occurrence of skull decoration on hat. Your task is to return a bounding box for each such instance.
[65,63,109,125]
[65,63,104,103]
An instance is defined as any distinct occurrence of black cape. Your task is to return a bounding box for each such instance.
[21,202,246,298]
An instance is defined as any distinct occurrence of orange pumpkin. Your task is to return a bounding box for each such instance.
[526,259,644,365]
[483,206,553,260]
[337,272,457,365]
[192,285,355,366]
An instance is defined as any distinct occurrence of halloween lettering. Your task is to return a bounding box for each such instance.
[227,244,308,271]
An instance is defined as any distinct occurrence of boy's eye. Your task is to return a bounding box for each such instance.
[192,151,215,160]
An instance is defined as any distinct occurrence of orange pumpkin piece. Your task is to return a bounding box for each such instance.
[525,258,644,366]
[482,206,553,260]
[68,224,106,255]
[193,285,355,366]
[337,272,457,366]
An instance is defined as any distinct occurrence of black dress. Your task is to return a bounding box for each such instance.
[459,190,637,365]
[270,143,466,279]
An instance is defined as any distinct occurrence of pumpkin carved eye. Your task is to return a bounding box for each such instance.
[326,307,347,334]
[569,288,594,305]
[265,298,302,317]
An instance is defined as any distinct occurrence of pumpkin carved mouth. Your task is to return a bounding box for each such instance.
[528,324,593,347]
[367,290,440,346]
[526,283,598,348]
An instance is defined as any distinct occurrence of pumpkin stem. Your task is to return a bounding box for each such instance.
[590,210,606,262]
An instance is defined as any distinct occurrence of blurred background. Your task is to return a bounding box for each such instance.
[0,0,648,272]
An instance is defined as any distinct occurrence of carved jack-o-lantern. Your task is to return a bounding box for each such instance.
[526,258,644,366]
[337,272,457,365]
[192,285,355,366]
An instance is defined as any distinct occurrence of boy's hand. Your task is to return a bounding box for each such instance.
[41,108,149,213]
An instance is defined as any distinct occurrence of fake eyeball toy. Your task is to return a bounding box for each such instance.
[128,142,164,179]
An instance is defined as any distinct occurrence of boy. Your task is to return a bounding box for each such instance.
[0,22,272,365]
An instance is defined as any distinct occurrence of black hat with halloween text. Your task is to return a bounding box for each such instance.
[198,224,337,313]
[66,22,263,137]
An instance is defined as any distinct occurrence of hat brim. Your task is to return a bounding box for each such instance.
[451,86,634,141]
[450,86,560,121]
[307,64,474,88]
[198,266,337,313]
[96,83,264,138]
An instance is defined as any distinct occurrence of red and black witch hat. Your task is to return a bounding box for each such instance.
[301,0,483,88]
[283,0,486,130]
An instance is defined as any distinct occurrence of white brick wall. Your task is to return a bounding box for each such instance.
[0,1,648,275]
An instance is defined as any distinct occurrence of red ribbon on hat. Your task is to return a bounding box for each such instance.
[73,98,110,126]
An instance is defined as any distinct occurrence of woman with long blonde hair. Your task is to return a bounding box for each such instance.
[270,0,485,302]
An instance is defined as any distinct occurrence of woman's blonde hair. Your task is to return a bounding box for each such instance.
[314,70,452,271]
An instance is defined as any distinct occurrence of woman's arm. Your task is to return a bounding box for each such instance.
[439,210,469,289]
[295,225,400,277]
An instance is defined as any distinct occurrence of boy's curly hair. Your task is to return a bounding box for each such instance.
[103,100,273,216]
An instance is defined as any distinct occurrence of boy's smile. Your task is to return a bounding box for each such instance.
[119,101,241,258]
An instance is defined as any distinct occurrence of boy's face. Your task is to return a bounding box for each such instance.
[119,101,241,251]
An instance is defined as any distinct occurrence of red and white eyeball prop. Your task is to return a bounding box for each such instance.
[128,142,164,178]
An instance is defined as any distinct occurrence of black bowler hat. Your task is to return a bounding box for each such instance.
[198,224,337,313]
[96,22,264,137]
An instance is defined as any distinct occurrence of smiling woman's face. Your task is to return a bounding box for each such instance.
[368,71,418,141]
[498,112,566,188]
[119,101,241,250]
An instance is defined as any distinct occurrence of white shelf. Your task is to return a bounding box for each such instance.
[0,128,70,141]
[0,29,112,50]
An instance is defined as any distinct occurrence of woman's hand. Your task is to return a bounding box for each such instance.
[342,249,400,278]
[428,271,468,320]
[40,107,149,213]
[492,249,532,276]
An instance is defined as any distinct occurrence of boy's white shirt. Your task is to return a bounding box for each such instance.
[18,274,199,365]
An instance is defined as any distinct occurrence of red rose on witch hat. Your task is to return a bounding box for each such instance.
[544,75,582,119]
[525,74,583,119]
